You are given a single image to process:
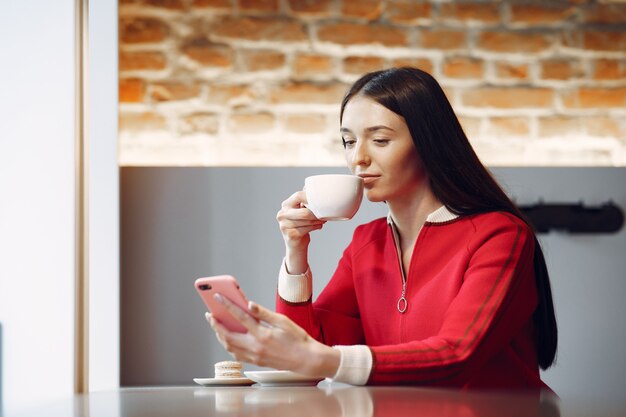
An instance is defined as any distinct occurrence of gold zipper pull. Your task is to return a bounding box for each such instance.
[397,282,408,313]
[397,296,408,313]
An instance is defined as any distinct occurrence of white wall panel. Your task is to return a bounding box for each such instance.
[0,0,120,412]
[0,0,75,413]
[88,0,120,393]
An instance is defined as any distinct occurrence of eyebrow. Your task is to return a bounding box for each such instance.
[340,125,396,134]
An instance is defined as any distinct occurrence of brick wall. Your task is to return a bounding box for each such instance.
[119,0,626,166]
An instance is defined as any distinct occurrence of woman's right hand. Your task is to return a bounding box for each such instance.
[276,190,326,272]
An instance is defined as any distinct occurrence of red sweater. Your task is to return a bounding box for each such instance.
[277,211,550,390]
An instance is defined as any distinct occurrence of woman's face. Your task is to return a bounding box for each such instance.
[341,95,428,204]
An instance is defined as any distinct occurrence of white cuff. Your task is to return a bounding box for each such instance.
[329,345,373,386]
[277,258,312,303]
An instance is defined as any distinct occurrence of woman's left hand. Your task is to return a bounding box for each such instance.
[206,294,340,378]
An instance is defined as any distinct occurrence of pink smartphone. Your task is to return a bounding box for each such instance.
[194,275,250,333]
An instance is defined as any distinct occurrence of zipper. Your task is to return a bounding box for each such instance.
[389,219,425,314]
[389,220,408,313]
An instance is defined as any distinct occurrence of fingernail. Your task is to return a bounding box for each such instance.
[205,312,211,321]
[248,301,256,312]
[214,293,224,303]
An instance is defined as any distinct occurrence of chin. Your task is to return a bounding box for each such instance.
[364,190,385,203]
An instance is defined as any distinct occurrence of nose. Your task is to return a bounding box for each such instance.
[350,139,370,168]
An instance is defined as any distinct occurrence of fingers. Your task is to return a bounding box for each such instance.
[277,191,321,223]
[205,304,266,365]
[214,293,260,333]
[205,312,230,347]
[277,191,327,250]
[210,313,266,365]
[248,302,308,343]
[281,190,307,209]
[277,206,325,230]
[277,207,322,225]
[247,301,287,328]
[283,225,324,243]
[208,298,314,370]
[211,320,227,346]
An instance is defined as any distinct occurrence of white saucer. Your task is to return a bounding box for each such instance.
[243,370,323,387]
[193,377,254,387]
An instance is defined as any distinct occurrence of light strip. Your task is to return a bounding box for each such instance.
[75,0,89,394]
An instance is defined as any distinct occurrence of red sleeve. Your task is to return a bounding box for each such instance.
[276,239,365,346]
[369,214,538,386]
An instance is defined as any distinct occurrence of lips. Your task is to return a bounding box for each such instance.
[358,174,379,185]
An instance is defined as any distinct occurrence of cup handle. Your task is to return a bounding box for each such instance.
[302,203,321,220]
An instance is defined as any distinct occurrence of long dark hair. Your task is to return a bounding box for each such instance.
[340,67,557,370]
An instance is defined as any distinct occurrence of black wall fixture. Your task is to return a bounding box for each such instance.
[519,201,624,234]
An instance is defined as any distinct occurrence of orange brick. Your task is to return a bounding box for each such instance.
[293,54,334,77]
[593,59,626,80]
[462,87,554,108]
[583,30,626,52]
[584,4,626,24]
[284,114,327,133]
[150,82,201,101]
[510,4,575,24]
[478,31,551,53]
[119,18,169,44]
[419,29,466,49]
[386,1,432,24]
[562,88,626,109]
[318,23,407,47]
[119,112,167,131]
[442,86,457,106]
[240,0,279,13]
[584,116,623,138]
[212,17,307,42]
[145,0,186,10]
[343,56,386,75]
[442,56,484,79]
[538,116,581,137]
[341,0,384,20]
[119,51,167,71]
[269,82,348,104]
[206,84,257,105]
[440,2,501,23]
[119,79,145,103]
[487,117,530,136]
[192,0,231,8]
[494,61,529,80]
[457,116,481,138]
[228,111,275,133]
[181,39,233,67]
[241,50,286,71]
[179,112,220,135]
[540,59,585,80]
[287,0,333,16]
[391,58,433,74]
[560,30,580,49]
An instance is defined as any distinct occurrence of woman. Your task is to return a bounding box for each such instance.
[207,67,558,389]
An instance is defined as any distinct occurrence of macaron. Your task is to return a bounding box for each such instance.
[214,360,243,379]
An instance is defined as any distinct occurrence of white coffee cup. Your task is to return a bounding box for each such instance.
[304,174,364,221]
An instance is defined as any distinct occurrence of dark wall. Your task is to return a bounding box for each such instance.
[120,167,385,386]
[121,167,626,405]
